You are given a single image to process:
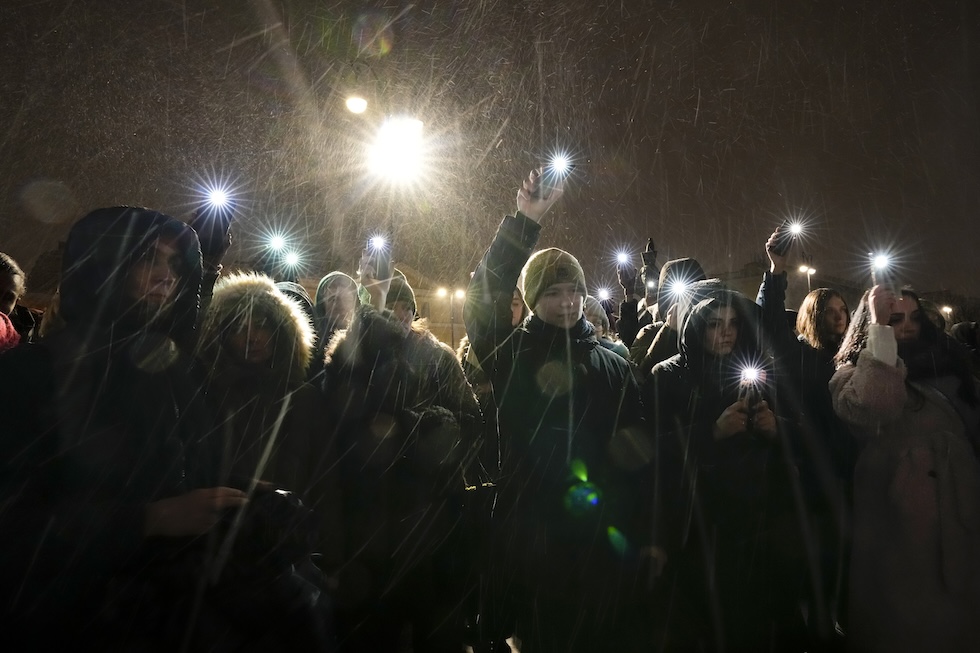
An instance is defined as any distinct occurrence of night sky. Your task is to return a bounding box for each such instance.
[1,0,978,297]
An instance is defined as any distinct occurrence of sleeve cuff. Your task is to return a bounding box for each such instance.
[866,324,898,366]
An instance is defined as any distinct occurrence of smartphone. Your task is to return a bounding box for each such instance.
[770,220,794,256]
[368,236,392,280]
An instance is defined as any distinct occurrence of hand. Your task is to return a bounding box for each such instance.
[358,251,391,310]
[765,228,788,275]
[750,400,777,440]
[516,169,563,222]
[714,399,749,440]
[144,487,248,538]
[665,303,679,332]
[868,284,897,326]
[617,263,638,294]
[188,209,233,263]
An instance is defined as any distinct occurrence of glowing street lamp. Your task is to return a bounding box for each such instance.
[346,95,368,114]
[436,286,465,345]
[368,117,425,184]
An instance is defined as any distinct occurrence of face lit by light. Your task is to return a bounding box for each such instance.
[228,318,275,364]
[889,295,922,344]
[0,272,24,316]
[125,238,180,309]
[534,282,584,329]
[821,296,849,339]
[703,305,739,357]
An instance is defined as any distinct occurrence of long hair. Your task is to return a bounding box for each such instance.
[797,288,848,351]
[834,288,937,368]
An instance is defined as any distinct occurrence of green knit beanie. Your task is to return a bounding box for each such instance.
[520,248,587,310]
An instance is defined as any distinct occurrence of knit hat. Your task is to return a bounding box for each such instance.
[386,271,416,314]
[520,248,587,310]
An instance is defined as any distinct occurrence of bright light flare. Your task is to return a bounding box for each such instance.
[942,306,953,315]
[284,251,301,267]
[740,367,762,384]
[454,289,465,299]
[207,187,229,208]
[436,287,448,298]
[549,153,572,176]
[346,96,368,114]
[269,235,286,251]
[368,117,426,184]
[597,288,612,301]
[872,254,890,270]
[670,280,689,297]
[788,222,803,236]
[369,235,387,250]
[646,280,656,289]
[616,252,630,264]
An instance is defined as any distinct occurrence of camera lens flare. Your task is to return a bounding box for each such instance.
[616,252,630,264]
[269,235,286,251]
[872,254,890,269]
[670,280,689,297]
[284,251,300,267]
[789,222,803,236]
[564,481,602,517]
[741,367,761,384]
[597,288,611,301]
[368,117,425,183]
[369,235,387,250]
[207,187,229,208]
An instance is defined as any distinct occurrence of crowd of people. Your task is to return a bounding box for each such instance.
[1,169,979,653]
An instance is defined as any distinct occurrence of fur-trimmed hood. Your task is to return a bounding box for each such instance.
[199,272,315,390]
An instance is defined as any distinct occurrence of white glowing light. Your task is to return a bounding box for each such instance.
[549,154,571,176]
[741,367,761,383]
[436,287,448,298]
[646,280,656,289]
[807,268,816,276]
[788,222,803,236]
[799,265,810,273]
[207,187,229,208]
[670,281,689,296]
[597,288,611,301]
[368,117,425,183]
[346,96,368,114]
[942,306,953,315]
[616,252,630,264]
[269,235,286,251]
[454,289,465,299]
[284,251,300,267]
[370,235,387,250]
[873,255,890,270]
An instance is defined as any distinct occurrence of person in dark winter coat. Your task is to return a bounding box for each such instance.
[628,257,707,366]
[831,285,980,653]
[309,271,359,381]
[0,207,251,648]
[648,288,807,653]
[756,227,854,646]
[463,170,653,653]
[0,208,333,651]
[321,263,482,652]
[198,272,322,491]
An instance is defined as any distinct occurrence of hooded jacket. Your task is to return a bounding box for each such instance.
[198,272,322,491]
[0,207,214,640]
[321,303,481,594]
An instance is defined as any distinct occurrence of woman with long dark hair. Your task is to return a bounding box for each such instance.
[831,285,980,653]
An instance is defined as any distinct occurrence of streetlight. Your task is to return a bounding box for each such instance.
[798,264,817,291]
[436,287,465,345]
